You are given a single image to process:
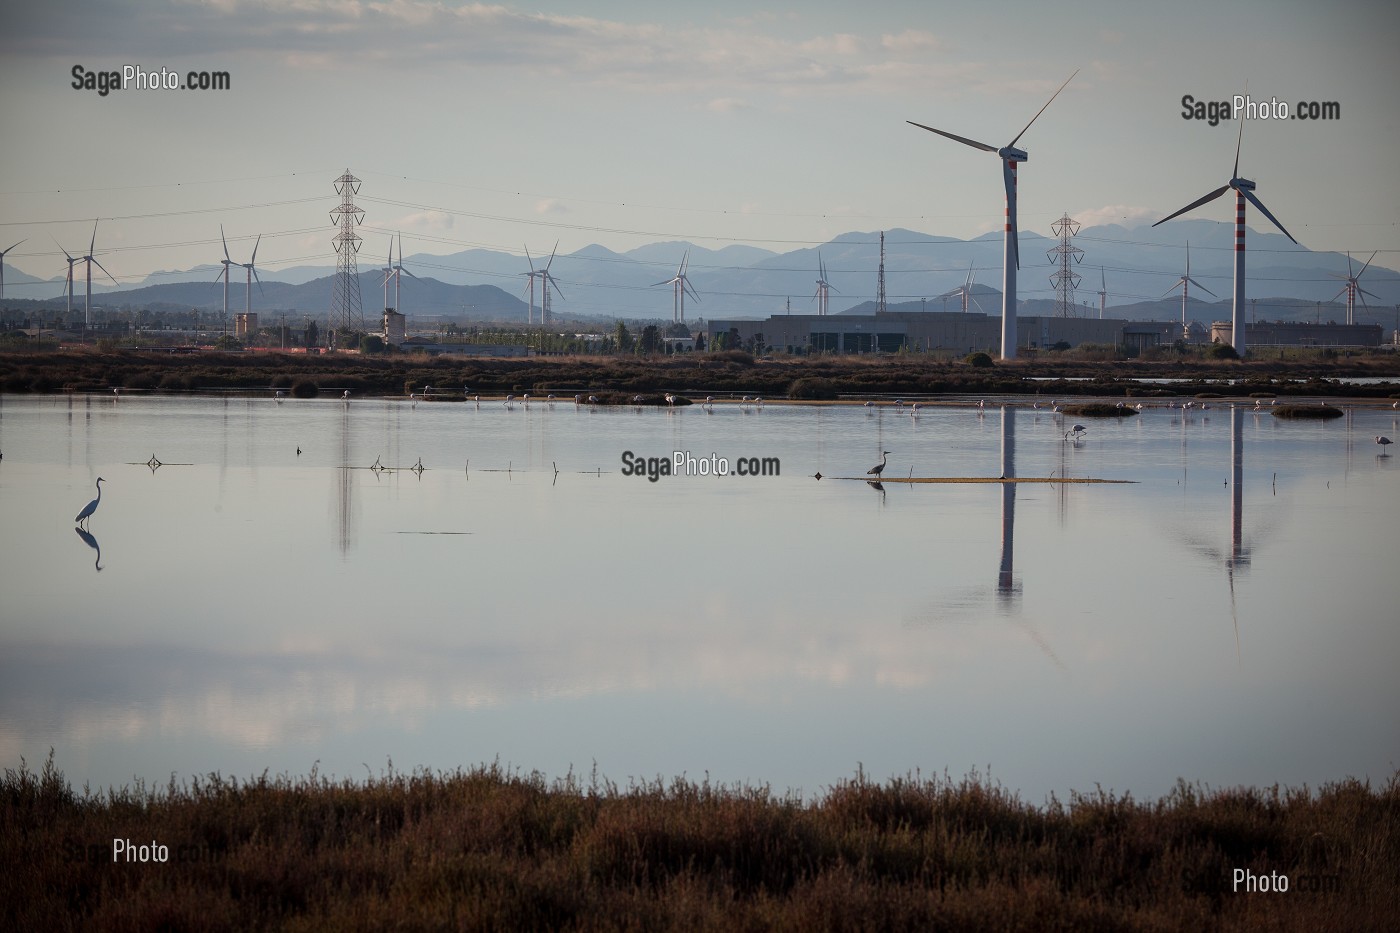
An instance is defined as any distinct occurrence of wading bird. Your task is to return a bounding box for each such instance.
[1378,436,1393,454]
[868,451,892,477]
[1066,424,1086,441]
[75,477,104,527]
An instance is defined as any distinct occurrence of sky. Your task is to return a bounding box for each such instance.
[1,0,1397,308]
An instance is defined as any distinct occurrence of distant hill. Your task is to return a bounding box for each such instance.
[5,221,1398,327]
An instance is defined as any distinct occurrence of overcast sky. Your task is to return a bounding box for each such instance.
[1,0,1396,295]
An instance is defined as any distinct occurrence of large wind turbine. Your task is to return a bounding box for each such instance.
[654,250,699,324]
[1331,251,1379,326]
[385,233,417,315]
[537,244,563,327]
[76,220,118,340]
[812,253,839,316]
[53,238,78,323]
[239,234,263,319]
[1162,242,1216,340]
[215,225,235,331]
[939,260,982,314]
[0,238,25,300]
[520,245,541,325]
[1152,115,1298,357]
[908,70,1078,359]
[1096,267,1107,320]
[380,237,395,311]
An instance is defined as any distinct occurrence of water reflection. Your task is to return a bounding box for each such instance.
[998,405,1018,607]
[73,526,102,572]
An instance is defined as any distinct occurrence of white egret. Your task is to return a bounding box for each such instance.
[75,477,104,527]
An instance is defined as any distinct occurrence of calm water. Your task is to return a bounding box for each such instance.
[1,393,1397,801]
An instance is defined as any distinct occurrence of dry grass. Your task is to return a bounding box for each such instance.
[4,755,1396,931]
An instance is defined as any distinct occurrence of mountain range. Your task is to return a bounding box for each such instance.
[4,221,1398,329]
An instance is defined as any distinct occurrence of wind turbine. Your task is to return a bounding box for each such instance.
[1162,242,1216,340]
[386,232,416,315]
[0,238,25,300]
[53,238,79,324]
[537,243,563,327]
[520,245,541,325]
[239,233,263,320]
[214,225,235,333]
[812,253,839,316]
[939,260,982,314]
[653,250,699,324]
[1096,266,1107,320]
[75,220,118,340]
[380,237,394,311]
[908,70,1078,359]
[1152,111,1298,357]
[1331,251,1379,327]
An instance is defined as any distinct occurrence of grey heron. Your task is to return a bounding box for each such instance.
[867,451,891,477]
[1066,424,1086,440]
[75,477,104,527]
[1377,436,1393,453]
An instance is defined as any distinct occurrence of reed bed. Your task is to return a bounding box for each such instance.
[5,755,1395,931]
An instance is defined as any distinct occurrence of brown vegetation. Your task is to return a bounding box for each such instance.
[4,755,1396,931]
[1,348,1398,401]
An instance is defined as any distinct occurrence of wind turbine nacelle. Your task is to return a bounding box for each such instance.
[1231,177,1256,191]
[998,147,1028,162]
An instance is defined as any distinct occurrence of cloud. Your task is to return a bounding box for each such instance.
[1073,205,1158,229]
[390,210,454,231]
[534,198,566,215]
[706,97,752,113]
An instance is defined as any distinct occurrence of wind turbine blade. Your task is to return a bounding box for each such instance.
[250,234,260,266]
[403,267,418,279]
[1232,95,1245,178]
[652,278,675,288]
[546,240,559,272]
[89,219,98,256]
[1153,186,1230,227]
[1101,265,1106,291]
[2,238,25,255]
[679,249,690,276]
[683,278,700,302]
[829,283,841,294]
[1161,282,1184,300]
[221,225,231,263]
[1003,159,1020,270]
[397,232,403,268]
[253,267,264,295]
[1240,188,1297,244]
[906,120,998,153]
[52,236,74,262]
[1331,286,1348,302]
[1359,288,1379,305]
[1185,277,1217,298]
[1008,68,1078,149]
[549,277,564,299]
[1356,250,1378,279]
[91,257,118,286]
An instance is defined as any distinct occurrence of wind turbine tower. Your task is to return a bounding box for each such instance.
[1331,251,1379,327]
[214,226,236,332]
[538,244,563,327]
[330,169,366,340]
[387,233,416,315]
[909,70,1078,359]
[1097,266,1107,319]
[1152,114,1298,356]
[1047,213,1083,318]
[240,233,263,320]
[813,253,839,316]
[73,220,118,341]
[1163,242,1216,340]
[654,250,699,324]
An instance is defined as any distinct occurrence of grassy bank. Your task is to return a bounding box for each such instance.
[5,756,1395,931]
[2,349,1399,401]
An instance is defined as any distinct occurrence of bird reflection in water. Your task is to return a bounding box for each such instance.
[74,526,102,572]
